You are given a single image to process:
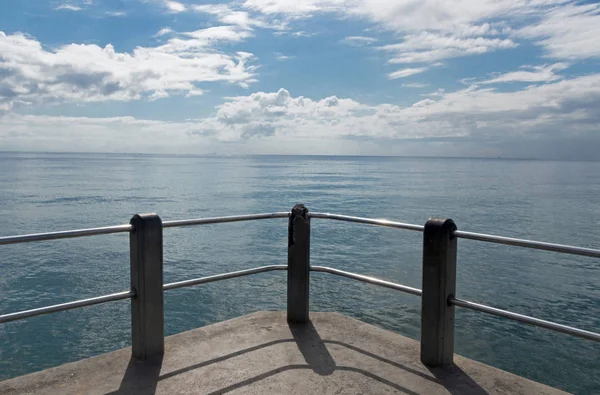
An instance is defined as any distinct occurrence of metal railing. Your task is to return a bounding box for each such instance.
[1,204,599,367]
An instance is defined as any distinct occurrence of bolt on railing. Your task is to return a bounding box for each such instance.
[1,205,599,371]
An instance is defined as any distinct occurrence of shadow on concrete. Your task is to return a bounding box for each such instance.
[427,365,489,395]
[203,321,421,395]
[325,340,487,394]
[324,340,436,382]
[107,321,487,394]
[107,355,163,395]
[289,321,336,375]
[157,321,339,383]
[157,339,292,382]
[203,364,424,395]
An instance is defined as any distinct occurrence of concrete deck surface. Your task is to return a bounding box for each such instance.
[0,311,568,395]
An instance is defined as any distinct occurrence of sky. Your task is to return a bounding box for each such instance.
[0,0,599,159]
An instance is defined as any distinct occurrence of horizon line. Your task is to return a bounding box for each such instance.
[0,150,598,163]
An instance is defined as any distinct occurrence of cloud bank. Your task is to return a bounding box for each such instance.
[0,28,256,113]
[3,77,599,159]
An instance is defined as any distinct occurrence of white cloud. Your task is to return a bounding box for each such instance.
[291,31,315,37]
[154,27,174,37]
[243,0,339,18]
[55,4,83,11]
[55,0,94,11]
[272,30,316,37]
[480,63,569,85]
[5,74,599,158]
[340,36,377,46]
[106,11,127,17]
[402,83,429,88]
[421,88,445,97]
[248,1,529,65]
[159,26,253,55]
[348,1,569,35]
[195,4,253,26]
[141,0,600,70]
[0,29,256,112]
[274,52,293,61]
[380,33,516,64]
[388,68,427,79]
[405,74,600,120]
[239,0,600,66]
[164,1,186,13]
[273,30,317,37]
[194,4,286,30]
[241,0,567,32]
[187,76,600,149]
[215,89,364,137]
[518,3,600,60]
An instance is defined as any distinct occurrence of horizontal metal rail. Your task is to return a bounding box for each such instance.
[0,290,135,324]
[310,212,600,258]
[449,297,600,342]
[453,230,600,258]
[163,265,288,291]
[0,224,133,246]
[0,212,290,246]
[311,266,422,296]
[309,212,425,232]
[163,212,290,228]
[2,212,599,261]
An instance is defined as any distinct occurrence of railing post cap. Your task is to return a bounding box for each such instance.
[130,213,162,223]
[291,204,309,218]
[424,218,457,234]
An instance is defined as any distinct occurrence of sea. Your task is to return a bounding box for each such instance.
[0,152,599,394]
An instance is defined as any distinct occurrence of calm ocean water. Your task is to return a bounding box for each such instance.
[0,152,599,393]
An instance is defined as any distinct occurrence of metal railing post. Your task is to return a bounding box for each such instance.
[287,204,310,323]
[420,218,457,367]
[130,213,164,360]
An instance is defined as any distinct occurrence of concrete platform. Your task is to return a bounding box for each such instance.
[0,312,568,395]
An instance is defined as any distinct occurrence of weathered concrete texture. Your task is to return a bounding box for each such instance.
[0,311,569,395]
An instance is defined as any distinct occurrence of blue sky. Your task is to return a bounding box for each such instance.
[1,0,599,159]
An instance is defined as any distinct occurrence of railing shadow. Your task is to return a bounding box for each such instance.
[107,321,488,395]
[107,355,163,395]
[288,321,336,375]
[324,340,488,395]
[203,321,421,395]
[427,365,489,395]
